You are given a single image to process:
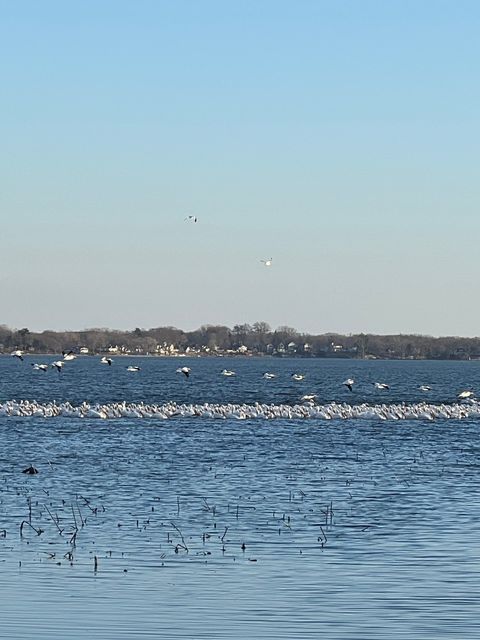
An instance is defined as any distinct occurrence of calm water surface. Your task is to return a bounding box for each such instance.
[1,356,479,639]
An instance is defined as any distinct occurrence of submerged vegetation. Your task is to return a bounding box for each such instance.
[1,323,480,360]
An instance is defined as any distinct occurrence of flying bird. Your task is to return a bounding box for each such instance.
[263,372,276,380]
[62,351,77,361]
[185,215,198,223]
[51,361,64,373]
[126,366,141,372]
[101,357,113,366]
[374,382,390,390]
[419,385,431,392]
[301,394,317,402]
[291,373,305,381]
[343,378,355,392]
[176,366,191,378]
[260,258,273,267]
[11,350,24,361]
[31,363,48,372]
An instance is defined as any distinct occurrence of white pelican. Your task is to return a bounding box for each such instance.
[176,366,191,378]
[374,382,390,390]
[51,361,63,373]
[126,366,141,372]
[221,369,236,377]
[301,394,317,402]
[343,378,354,392]
[184,215,198,223]
[62,351,77,361]
[11,350,24,361]
[419,385,431,392]
[100,357,113,366]
[31,363,48,372]
[458,390,474,399]
[263,372,276,379]
[260,258,272,267]
[291,373,305,381]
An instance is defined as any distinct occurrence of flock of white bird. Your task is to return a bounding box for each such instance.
[7,349,480,421]
[0,399,479,421]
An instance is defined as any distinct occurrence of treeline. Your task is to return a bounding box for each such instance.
[1,323,480,360]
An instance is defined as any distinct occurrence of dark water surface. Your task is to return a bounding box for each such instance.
[1,356,480,638]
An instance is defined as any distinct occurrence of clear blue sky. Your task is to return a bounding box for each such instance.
[1,1,479,336]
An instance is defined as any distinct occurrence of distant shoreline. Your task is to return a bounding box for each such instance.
[2,324,480,361]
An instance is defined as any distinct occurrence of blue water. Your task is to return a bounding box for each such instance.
[0,356,479,638]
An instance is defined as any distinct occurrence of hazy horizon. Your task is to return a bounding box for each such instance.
[2,1,479,336]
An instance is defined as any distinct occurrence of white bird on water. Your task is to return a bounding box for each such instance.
[221,369,236,377]
[176,366,191,378]
[419,385,431,392]
[301,394,317,402]
[260,258,273,267]
[263,372,276,380]
[126,366,141,372]
[291,373,305,381]
[458,390,474,399]
[11,350,24,361]
[343,378,355,392]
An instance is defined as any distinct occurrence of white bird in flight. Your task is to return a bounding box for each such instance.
[263,372,276,380]
[260,258,273,267]
[31,363,48,372]
[419,385,431,392]
[221,369,236,377]
[458,390,474,399]
[185,215,198,223]
[100,357,113,366]
[51,361,63,373]
[62,351,77,361]
[11,350,24,361]
[291,373,305,381]
[126,366,141,372]
[343,378,355,392]
[374,382,390,390]
[176,366,191,378]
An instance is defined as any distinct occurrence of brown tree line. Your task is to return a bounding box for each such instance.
[0,323,479,359]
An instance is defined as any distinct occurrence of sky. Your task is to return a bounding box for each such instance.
[1,0,479,336]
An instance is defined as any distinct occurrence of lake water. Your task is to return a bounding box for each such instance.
[1,356,480,639]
